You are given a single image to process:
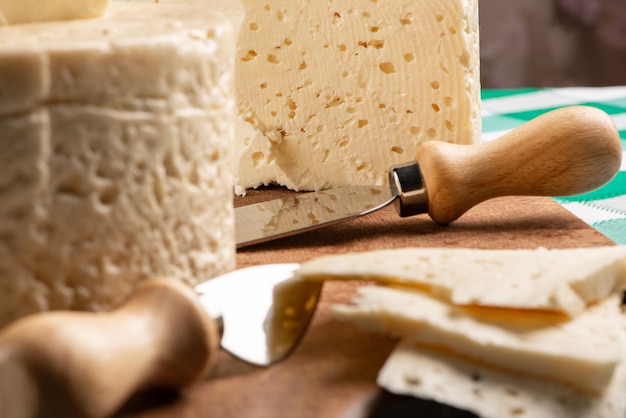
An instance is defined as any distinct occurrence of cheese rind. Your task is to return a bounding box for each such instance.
[0,1,242,328]
[333,287,622,393]
[0,0,110,25]
[297,246,626,315]
[235,0,481,193]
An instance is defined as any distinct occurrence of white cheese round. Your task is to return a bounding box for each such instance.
[0,1,242,327]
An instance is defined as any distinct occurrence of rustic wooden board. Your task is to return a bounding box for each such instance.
[118,188,614,418]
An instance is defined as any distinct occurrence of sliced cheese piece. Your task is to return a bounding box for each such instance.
[297,246,626,315]
[235,0,481,193]
[379,339,626,418]
[0,0,109,25]
[333,287,623,393]
[0,1,243,328]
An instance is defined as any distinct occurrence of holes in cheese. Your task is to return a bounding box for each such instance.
[379,62,396,74]
[241,50,258,62]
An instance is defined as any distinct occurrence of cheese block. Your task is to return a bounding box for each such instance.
[0,0,109,25]
[234,0,481,193]
[296,246,626,316]
[0,0,243,328]
[333,288,623,393]
[379,338,626,418]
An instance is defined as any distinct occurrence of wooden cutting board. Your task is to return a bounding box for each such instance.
[117,188,614,418]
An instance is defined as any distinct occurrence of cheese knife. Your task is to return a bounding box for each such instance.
[0,264,322,418]
[236,106,623,248]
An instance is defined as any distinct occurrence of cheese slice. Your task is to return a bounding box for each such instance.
[0,1,243,328]
[0,0,110,25]
[333,288,623,393]
[297,246,626,316]
[234,0,481,193]
[379,338,626,418]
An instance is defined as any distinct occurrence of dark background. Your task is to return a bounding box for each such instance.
[480,0,626,87]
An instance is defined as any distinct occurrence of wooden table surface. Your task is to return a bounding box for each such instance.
[118,188,614,418]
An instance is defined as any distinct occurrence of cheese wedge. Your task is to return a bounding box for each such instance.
[235,0,481,193]
[0,0,110,25]
[379,338,626,418]
[333,288,623,393]
[0,1,242,328]
[297,246,626,316]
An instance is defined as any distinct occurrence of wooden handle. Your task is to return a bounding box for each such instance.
[417,106,622,224]
[0,279,219,418]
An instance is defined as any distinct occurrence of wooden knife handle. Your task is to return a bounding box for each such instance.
[417,105,622,224]
[0,279,219,418]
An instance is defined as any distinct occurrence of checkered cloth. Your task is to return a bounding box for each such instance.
[481,87,626,244]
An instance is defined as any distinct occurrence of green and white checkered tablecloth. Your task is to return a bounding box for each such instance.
[481,87,626,245]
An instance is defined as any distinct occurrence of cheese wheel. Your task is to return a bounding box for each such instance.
[0,0,242,328]
[234,0,481,193]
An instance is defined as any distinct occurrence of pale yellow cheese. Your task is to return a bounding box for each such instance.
[333,287,623,393]
[0,0,243,328]
[0,0,110,25]
[296,246,626,316]
[235,0,481,193]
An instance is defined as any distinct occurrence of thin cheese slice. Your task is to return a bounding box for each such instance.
[379,339,626,418]
[0,0,109,25]
[297,246,626,316]
[333,287,623,393]
[235,0,481,193]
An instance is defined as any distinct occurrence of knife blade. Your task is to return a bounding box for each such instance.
[236,105,623,248]
[0,263,321,418]
[196,263,321,366]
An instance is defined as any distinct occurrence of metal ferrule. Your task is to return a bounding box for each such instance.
[389,161,429,217]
